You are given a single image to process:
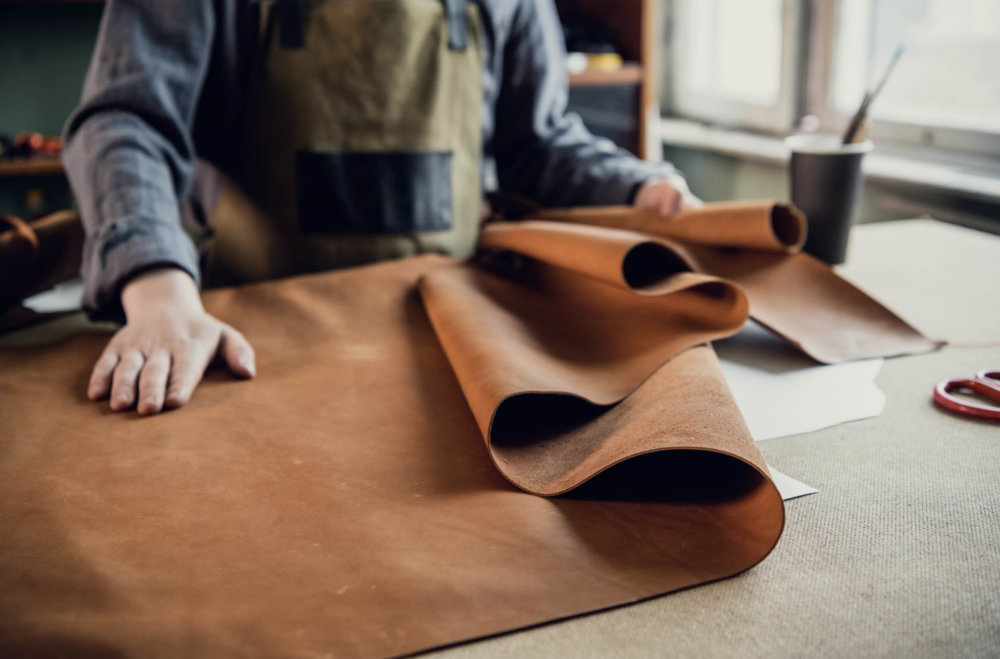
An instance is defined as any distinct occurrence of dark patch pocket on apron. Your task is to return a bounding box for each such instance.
[296,150,453,234]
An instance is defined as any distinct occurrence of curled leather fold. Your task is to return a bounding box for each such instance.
[533,199,807,253]
[522,201,939,363]
[478,220,699,295]
[421,226,750,494]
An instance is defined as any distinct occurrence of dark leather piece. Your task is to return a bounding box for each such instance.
[0,211,83,315]
[0,245,782,657]
[296,150,453,235]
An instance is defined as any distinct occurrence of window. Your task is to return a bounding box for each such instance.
[667,0,803,133]
[664,0,1000,159]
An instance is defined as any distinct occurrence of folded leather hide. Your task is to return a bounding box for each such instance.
[0,200,933,657]
[531,201,940,363]
[0,245,784,657]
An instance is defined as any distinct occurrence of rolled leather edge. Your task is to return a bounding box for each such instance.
[483,347,767,495]
[531,200,807,253]
[447,332,786,587]
[479,220,697,293]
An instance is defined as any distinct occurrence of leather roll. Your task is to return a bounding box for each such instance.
[534,199,807,253]
[521,201,939,364]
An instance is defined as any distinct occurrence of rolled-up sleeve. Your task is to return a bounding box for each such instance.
[492,0,684,208]
[62,0,215,321]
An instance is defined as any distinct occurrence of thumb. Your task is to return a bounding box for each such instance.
[659,187,683,217]
[218,324,256,379]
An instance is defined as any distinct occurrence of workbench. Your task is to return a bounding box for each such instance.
[2,219,998,658]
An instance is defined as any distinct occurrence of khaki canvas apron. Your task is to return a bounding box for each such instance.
[206,0,483,286]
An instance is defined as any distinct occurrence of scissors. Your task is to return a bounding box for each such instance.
[933,369,1000,421]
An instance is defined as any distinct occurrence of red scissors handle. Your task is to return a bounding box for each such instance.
[933,369,1000,421]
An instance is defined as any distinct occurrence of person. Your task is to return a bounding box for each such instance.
[63,0,700,417]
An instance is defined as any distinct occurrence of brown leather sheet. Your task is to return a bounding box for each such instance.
[0,252,783,658]
[533,201,940,363]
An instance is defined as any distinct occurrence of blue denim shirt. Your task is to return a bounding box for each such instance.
[63,0,683,320]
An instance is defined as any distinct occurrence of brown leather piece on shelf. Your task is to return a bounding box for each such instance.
[526,202,939,363]
[0,254,783,659]
[535,199,807,253]
[0,210,84,314]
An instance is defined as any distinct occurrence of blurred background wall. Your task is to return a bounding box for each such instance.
[1,0,997,234]
[0,3,102,219]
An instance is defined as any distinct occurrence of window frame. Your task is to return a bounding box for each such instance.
[809,0,1000,160]
[663,0,1000,164]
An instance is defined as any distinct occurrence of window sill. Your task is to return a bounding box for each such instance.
[659,118,1000,203]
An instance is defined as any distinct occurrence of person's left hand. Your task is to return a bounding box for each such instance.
[634,178,703,217]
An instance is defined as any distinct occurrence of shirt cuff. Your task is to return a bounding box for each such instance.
[82,214,201,323]
[594,161,692,207]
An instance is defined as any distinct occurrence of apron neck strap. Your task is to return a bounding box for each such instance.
[278,0,305,50]
[442,0,469,52]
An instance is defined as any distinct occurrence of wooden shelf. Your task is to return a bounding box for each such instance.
[569,63,643,87]
[0,158,65,177]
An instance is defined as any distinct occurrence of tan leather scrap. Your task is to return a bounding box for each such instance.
[0,238,784,657]
[532,200,940,363]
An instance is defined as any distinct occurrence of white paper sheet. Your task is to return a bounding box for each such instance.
[22,279,84,314]
[715,321,886,442]
[767,465,819,501]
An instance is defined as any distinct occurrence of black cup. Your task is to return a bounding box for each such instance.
[786,134,873,265]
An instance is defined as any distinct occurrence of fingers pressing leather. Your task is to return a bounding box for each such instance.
[164,348,210,410]
[110,351,145,411]
[137,349,171,415]
[219,324,256,379]
[88,350,120,400]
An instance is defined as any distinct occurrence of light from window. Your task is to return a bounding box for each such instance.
[681,0,784,106]
[831,0,1000,134]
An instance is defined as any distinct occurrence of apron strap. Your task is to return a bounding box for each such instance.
[278,0,305,50]
[441,0,469,52]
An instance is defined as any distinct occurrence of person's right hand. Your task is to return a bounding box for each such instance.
[87,267,256,415]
